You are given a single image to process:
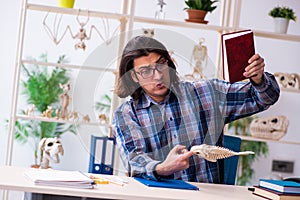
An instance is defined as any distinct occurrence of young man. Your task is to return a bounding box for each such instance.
[112,36,280,183]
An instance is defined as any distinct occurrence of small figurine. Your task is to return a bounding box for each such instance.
[25,104,35,116]
[39,137,64,169]
[59,82,71,119]
[155,0,166,19]
[82,114,91,123]
[42,106,54,118]
[69,111,79,122]
[191,144,254,162]
[98,114,108,124]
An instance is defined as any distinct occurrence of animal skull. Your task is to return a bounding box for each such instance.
[39,137,64,169]
[274,72,300,89]
[250,116,289,140]
[142,28,155,38]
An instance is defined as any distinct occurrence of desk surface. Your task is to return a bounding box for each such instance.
[0,166,262,200]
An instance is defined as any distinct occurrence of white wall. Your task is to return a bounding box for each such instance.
[1,0,300,188]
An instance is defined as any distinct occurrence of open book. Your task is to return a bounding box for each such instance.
[24,168,94,189]
[221,30,255,83]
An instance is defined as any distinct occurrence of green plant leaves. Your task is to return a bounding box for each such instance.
[269,6,297,21]
[184,0,218,12]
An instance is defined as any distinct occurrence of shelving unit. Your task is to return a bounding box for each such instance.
[5,0,130,169]
[226,134,300,146]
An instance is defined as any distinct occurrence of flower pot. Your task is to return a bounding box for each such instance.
[186,9,208,24]
[273,18,290,34]
[58,0,75,8]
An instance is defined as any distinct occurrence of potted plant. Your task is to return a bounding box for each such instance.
[58,0,75,8]
[184,0,218,24]
[268,6,297,34]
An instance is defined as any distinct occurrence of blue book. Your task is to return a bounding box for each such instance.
[134,177,199,190]
[259,179,300,194]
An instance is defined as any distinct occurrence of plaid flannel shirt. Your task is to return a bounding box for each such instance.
[112,72,279,183]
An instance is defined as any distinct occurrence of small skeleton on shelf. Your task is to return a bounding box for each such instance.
[155,0,166,19]
[42,106,54,118]
[98,114,108,125]
[39,137,64,169]
[25,104,35,116]
[185,38,208,81]
[43,11,120,50]
[190,144,254,162]
[58,82,71,120]
[82,114,91,123]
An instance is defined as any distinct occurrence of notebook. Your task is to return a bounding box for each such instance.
[24,168,94,189]
[134,177,199,190]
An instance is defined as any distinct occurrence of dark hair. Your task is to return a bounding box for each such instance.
[115,36,178,99]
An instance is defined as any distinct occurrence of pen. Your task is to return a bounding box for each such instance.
[93,178,109,184]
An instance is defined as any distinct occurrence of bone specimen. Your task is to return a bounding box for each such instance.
[190,144,254,162]
[250,116,289,140]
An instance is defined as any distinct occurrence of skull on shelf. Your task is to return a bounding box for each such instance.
[250,116,289,140]
[274,72,300,89]
[39,137,64,169]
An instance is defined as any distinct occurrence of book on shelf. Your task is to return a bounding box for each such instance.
[253,186,300,200]
[24,168,94,189]
[221,29,255,83]
[259,179,300,194]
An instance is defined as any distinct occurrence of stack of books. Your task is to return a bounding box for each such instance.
[24,168,94,189]
[253,179,300,200]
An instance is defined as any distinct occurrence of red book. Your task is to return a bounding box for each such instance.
[221,30,255,83]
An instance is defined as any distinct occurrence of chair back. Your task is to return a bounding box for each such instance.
[88,135,116,175]
[223,135,241,185]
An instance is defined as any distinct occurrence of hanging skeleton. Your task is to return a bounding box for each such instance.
[185,38,208,81]
[191,144,254,162]
[43,10,120,50]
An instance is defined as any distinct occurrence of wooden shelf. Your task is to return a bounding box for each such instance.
[16,114,110,128]
[27,3,128,21]
[253,29,300,43]
[22,60,116,73]
[133,16,233,33]
[280,87,300,93]
[226,134,300,145]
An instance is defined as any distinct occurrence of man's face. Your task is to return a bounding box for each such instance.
[132,52,171,103]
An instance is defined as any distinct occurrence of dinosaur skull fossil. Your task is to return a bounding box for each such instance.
[274,72,300,89]
[250,116,289,140]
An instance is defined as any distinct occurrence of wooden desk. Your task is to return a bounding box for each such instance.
[0,166,262,200]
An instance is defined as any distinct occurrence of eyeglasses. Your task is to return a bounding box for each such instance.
[134,58,168,79]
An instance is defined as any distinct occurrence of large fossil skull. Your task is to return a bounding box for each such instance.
[250,116,289,140]
[274,72,300,89]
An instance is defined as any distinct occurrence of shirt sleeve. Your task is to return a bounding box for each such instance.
[216,72,280,124]
[112,102,162,180]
